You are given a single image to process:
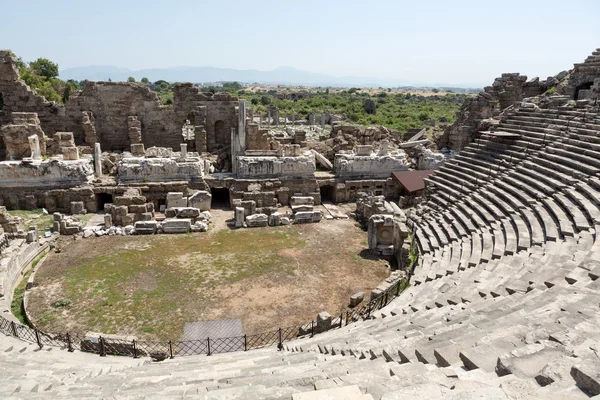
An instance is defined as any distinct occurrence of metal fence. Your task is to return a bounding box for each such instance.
[0,262,415,359]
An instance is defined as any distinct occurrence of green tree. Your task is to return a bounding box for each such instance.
[141,77,149,84]
[127,76,136,83]
[29,58,59,80]
[363,98,376,115]
[260,95,271,106]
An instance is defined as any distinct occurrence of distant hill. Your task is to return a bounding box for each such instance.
[59,65,483,90]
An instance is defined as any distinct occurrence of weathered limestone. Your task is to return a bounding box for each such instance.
[235,207,245,228]
[245,213,268,227]
[61,146,79,160]
[134,220,157,234]
[162,218,191,234]
[293,211,322,224]
[117,157,204,184]
[53,212,83,235]
[27,135,42,160]
[188,190,211,211]
[1,113,46,160]
[104,214,112,228]
[81,111,97,145]
[70,201,86,215]
[130,143,145,157]
[350,292,364,307]
[127,116,142,144]
[166,192,187,209]
[368,214,395,255]
[0,159,94,188]
[236,151,316,178]
[335,148,408,178]
[94,143,102,177]
[315,311,332,333]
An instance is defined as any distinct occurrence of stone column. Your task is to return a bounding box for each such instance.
[27,135,42,160]
[284,111,288,127]
[249,109,254,122]
[267,110,271,126]
[180,143,188,159]
[321,113,325,131]
[292,111,295,126]
[94,143,103,177]
[231,99,247,175]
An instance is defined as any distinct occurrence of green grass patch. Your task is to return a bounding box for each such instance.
[11,254,45,325]
[8,209,54,232]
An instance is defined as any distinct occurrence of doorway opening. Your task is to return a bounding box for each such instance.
[211,187,231,209]
[95,193,113,212]
[320,185,335,203]
[575,81,593,100]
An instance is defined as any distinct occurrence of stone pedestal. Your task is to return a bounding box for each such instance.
[104,214,112,228]
[316,312,332,333]
[235,207,245,228]
[180,143,188,159]
[131,143,145,156]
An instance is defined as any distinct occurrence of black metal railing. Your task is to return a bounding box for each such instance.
[0,266,415,359]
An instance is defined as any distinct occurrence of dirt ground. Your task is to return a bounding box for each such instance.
[27,209,390,341]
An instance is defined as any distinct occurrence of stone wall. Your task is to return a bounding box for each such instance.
[0,159,93,188]
[445,72,563,150]
[334,149,408,179]
[117,157,204,184]
[565,48,600,100]
[236,152,316,179]
[0,51,239,156]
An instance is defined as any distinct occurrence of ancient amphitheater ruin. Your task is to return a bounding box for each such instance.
[0,48,599,399]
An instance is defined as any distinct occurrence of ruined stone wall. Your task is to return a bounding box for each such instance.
[0,51,239,155]
[446,73,554,150]
[334,178,399,203]
[564,48,600,100]
[0,186,96,213]
[246,123,270,150]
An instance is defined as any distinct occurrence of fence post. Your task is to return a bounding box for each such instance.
[345,311,350,326]
[99,336,106,357]
[207,337,211,356]
[66,333,74,352]
[244,335,247,351]
[133,340,138,359]
[277,328,283,350]
[396,280,401,296]
[34,329,43,349]
[10,321,18,338]
[384,291,389,307]
[168,341,174,359]
[311,320,315,337]
[339,313,343,329]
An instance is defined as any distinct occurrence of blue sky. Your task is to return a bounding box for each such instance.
[1,0,598,86]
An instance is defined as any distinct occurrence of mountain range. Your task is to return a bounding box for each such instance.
[59,65,482,89]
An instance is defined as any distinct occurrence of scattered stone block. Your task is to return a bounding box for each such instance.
[246,213,268,228]
[104,214,112,228]
[268,212,281,226]
[350,292,365,307]
[290,196,314,206]
[166,192,187,209]
[134,221,157,235]
[162,218,191,234]
[316,311,332,333]
[130,143,145,156]
[70,201,86,215]
[62,146,79,160]
[235,207,245,228]
[188,190,212,211]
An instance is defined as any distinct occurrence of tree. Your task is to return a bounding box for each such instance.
[363,98,376,115]
[260,95,271,106]
[29,58,59,80]
[127,77,136,83]
[141,77,149,84]
[251,98,259,105]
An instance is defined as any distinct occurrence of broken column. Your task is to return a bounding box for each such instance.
[28,135,41,160]
[180,143,188,159]
[235,207,245,228]
[94,143,103,177]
